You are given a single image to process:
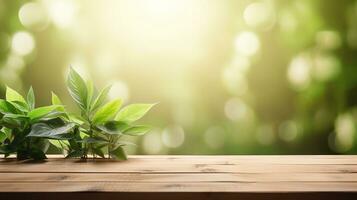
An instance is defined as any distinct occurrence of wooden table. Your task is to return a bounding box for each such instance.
[0,155,357,199]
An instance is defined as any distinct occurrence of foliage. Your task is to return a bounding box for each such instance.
[0,68,155,160]
[64,68,155,159]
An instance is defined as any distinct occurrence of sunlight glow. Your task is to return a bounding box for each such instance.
[11,31,35,56]
[243,2,276,30]
[18,2,49,30]
[234,32,260,56]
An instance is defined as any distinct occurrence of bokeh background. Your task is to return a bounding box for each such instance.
[0,0,357,155]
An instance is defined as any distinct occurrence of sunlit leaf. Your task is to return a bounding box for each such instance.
[28,105,62,122]
[27,86,35,111]
[86,80,94,109]
[51,92,65,111]
[0,99,18,114]
[6,86,26,104]
[67,67,88,111]
[92,99,122,124]
[49,139,69,150]
[115,103,155,123]
[123,125,151,136]
[91,85,111,112]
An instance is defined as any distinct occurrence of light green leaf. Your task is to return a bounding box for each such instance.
[49,139,69,150]
[6,86,26,104]
[27,86,35,111]
[110,146,127,160]
[51,92,65,112]
[123,125,151,136]
[91,85,111,112]
[67,67,88,111]
[28,105,62,122]
[28,123,76,139]
[115,103,155,123]
[86,80,94,109]
[92,99,122,124]
[9,101,28,113]
[0,99,18,114]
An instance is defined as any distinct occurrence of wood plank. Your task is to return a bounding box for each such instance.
[1,172,357,182]
[0,155,357,193]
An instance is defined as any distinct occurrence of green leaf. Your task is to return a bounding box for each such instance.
[0,114,28,128]
[68,114,85,125]
[6,86,26,104]
[66,149,84,158]
[92,99,122,124]
[28,105,62,122]
[29,148,47,160]
[0,131,7,143]
[97,121,130,135]
[115,103,155,123]
[28,123,76,139]
[27,86,35,111]
[86,80,94,109]
[123,125,151,136]
[91,85,111,112]
[49,139,69,150]
[9,101,28,113]
[40,111,67,121]
[110,146,127,160]
[116,140,137,147]
[0,99,18,114]
[51,92,65,112]
[92,147,105,158]
[77,137,108,144]
[67,67,88,111]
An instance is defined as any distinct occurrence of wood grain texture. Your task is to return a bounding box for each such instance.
[0,155,357,193]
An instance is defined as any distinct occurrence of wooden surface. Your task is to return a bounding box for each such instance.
[1,155,357,199]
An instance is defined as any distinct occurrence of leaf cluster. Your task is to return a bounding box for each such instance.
[0,68,155,160]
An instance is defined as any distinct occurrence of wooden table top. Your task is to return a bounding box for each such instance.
[0,155,357,193]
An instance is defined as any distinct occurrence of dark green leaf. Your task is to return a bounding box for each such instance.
[96,121,129,135]
[77,137,108,144]
[67,67,88,111]
[0,114,28,128]
[110,146,127,160]
[28,123,76,139]
[65,149,84,158]
[0,130,7,143]
[92,147,105,158]
[30,148,47,160]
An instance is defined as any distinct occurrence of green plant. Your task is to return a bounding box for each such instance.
[63,68,155,159]
[0,68,155,160]
[0,86,71,160]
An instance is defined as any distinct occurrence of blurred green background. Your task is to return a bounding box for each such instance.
[0,0,357,155]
